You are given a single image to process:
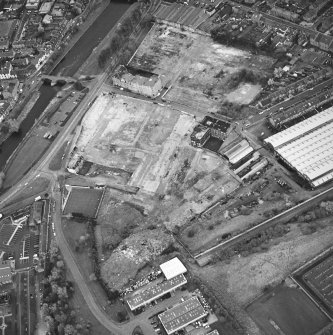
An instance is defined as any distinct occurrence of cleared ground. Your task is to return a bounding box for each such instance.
[74,93,196,193]
[129,24,274,113]
[247,285,330,335]
[63,186,103,218]
[226,84,262,105]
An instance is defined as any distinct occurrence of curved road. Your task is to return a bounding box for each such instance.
[0,76,155,335]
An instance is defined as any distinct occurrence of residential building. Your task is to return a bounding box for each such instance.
[112,65,163,98]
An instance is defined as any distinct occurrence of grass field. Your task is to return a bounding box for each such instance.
[247,285,330,335]
[63,186,103,218]
[48,141,68,171]
[4,135,50,188]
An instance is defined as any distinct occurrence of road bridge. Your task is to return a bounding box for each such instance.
[42,75,76,85]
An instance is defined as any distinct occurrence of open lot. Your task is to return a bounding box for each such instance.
[129,24,274,113]
[63,186,104,218]
[74,93,196,193]
[247,285,330,335]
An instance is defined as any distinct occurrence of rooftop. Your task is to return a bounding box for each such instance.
[125,274,187,311]
[113,65,160,87]
[160,257,187,280]
[0,266,11,285]
[0,21,16,39]
[158,296,208,335]
[264,107,333,187]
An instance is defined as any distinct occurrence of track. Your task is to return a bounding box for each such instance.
[195,186,333,261]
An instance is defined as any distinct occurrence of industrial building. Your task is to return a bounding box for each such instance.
[125,258,187,311]
[158,296,208,335]
[112,65,162,98]
[126,274,187,311]
[191,125,211,147]
[30,200,44,226]
[264,108,333,188]
[222,139,254,166]
[160,257,187,280]
[190,116,230,149]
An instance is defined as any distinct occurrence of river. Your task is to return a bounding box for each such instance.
[0,0,131,171]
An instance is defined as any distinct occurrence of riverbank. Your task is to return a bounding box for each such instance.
[49,0,110,76]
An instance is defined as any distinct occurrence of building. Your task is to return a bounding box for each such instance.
[158,296,208,335]
[222,139,254,165]
[125,274,187,311]
[264,108,333,188]
[26,0,40,10]
[112,65,163,98]
[271,6,299,22]
[190,116,230,148]
[190,125,211,147]
[310,33,333,52]
[0,266,12,297]
[207,331,220,335]
[39,1,53,14]
[160,257,187,280]
[30,200,44,225]
[241,158,268,180]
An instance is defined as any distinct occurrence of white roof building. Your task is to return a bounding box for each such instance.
[160,257,187,280]
[264,107,333,187]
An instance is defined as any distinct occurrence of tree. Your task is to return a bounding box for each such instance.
[64,324,76,335]
[0,171,5,190]
[117,311,127,322]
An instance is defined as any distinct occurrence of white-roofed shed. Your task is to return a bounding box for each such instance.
[160,257,187,280]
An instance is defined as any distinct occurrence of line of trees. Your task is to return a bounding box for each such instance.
[98,7,145,69]
[41,241,91,335]
[211,223,290,263]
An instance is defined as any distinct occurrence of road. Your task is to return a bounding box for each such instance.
[51,183,154,335]
[0,72,107,207]
[195,185,333,262]
[0,74,154,335]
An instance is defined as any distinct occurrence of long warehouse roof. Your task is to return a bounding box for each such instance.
[264,108,333,149]
[125,274,187,311]
[159,296,207,335]
[264,108,333,187]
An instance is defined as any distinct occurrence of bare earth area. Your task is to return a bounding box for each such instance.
[129,24,274,112]
[74,93,196,193]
